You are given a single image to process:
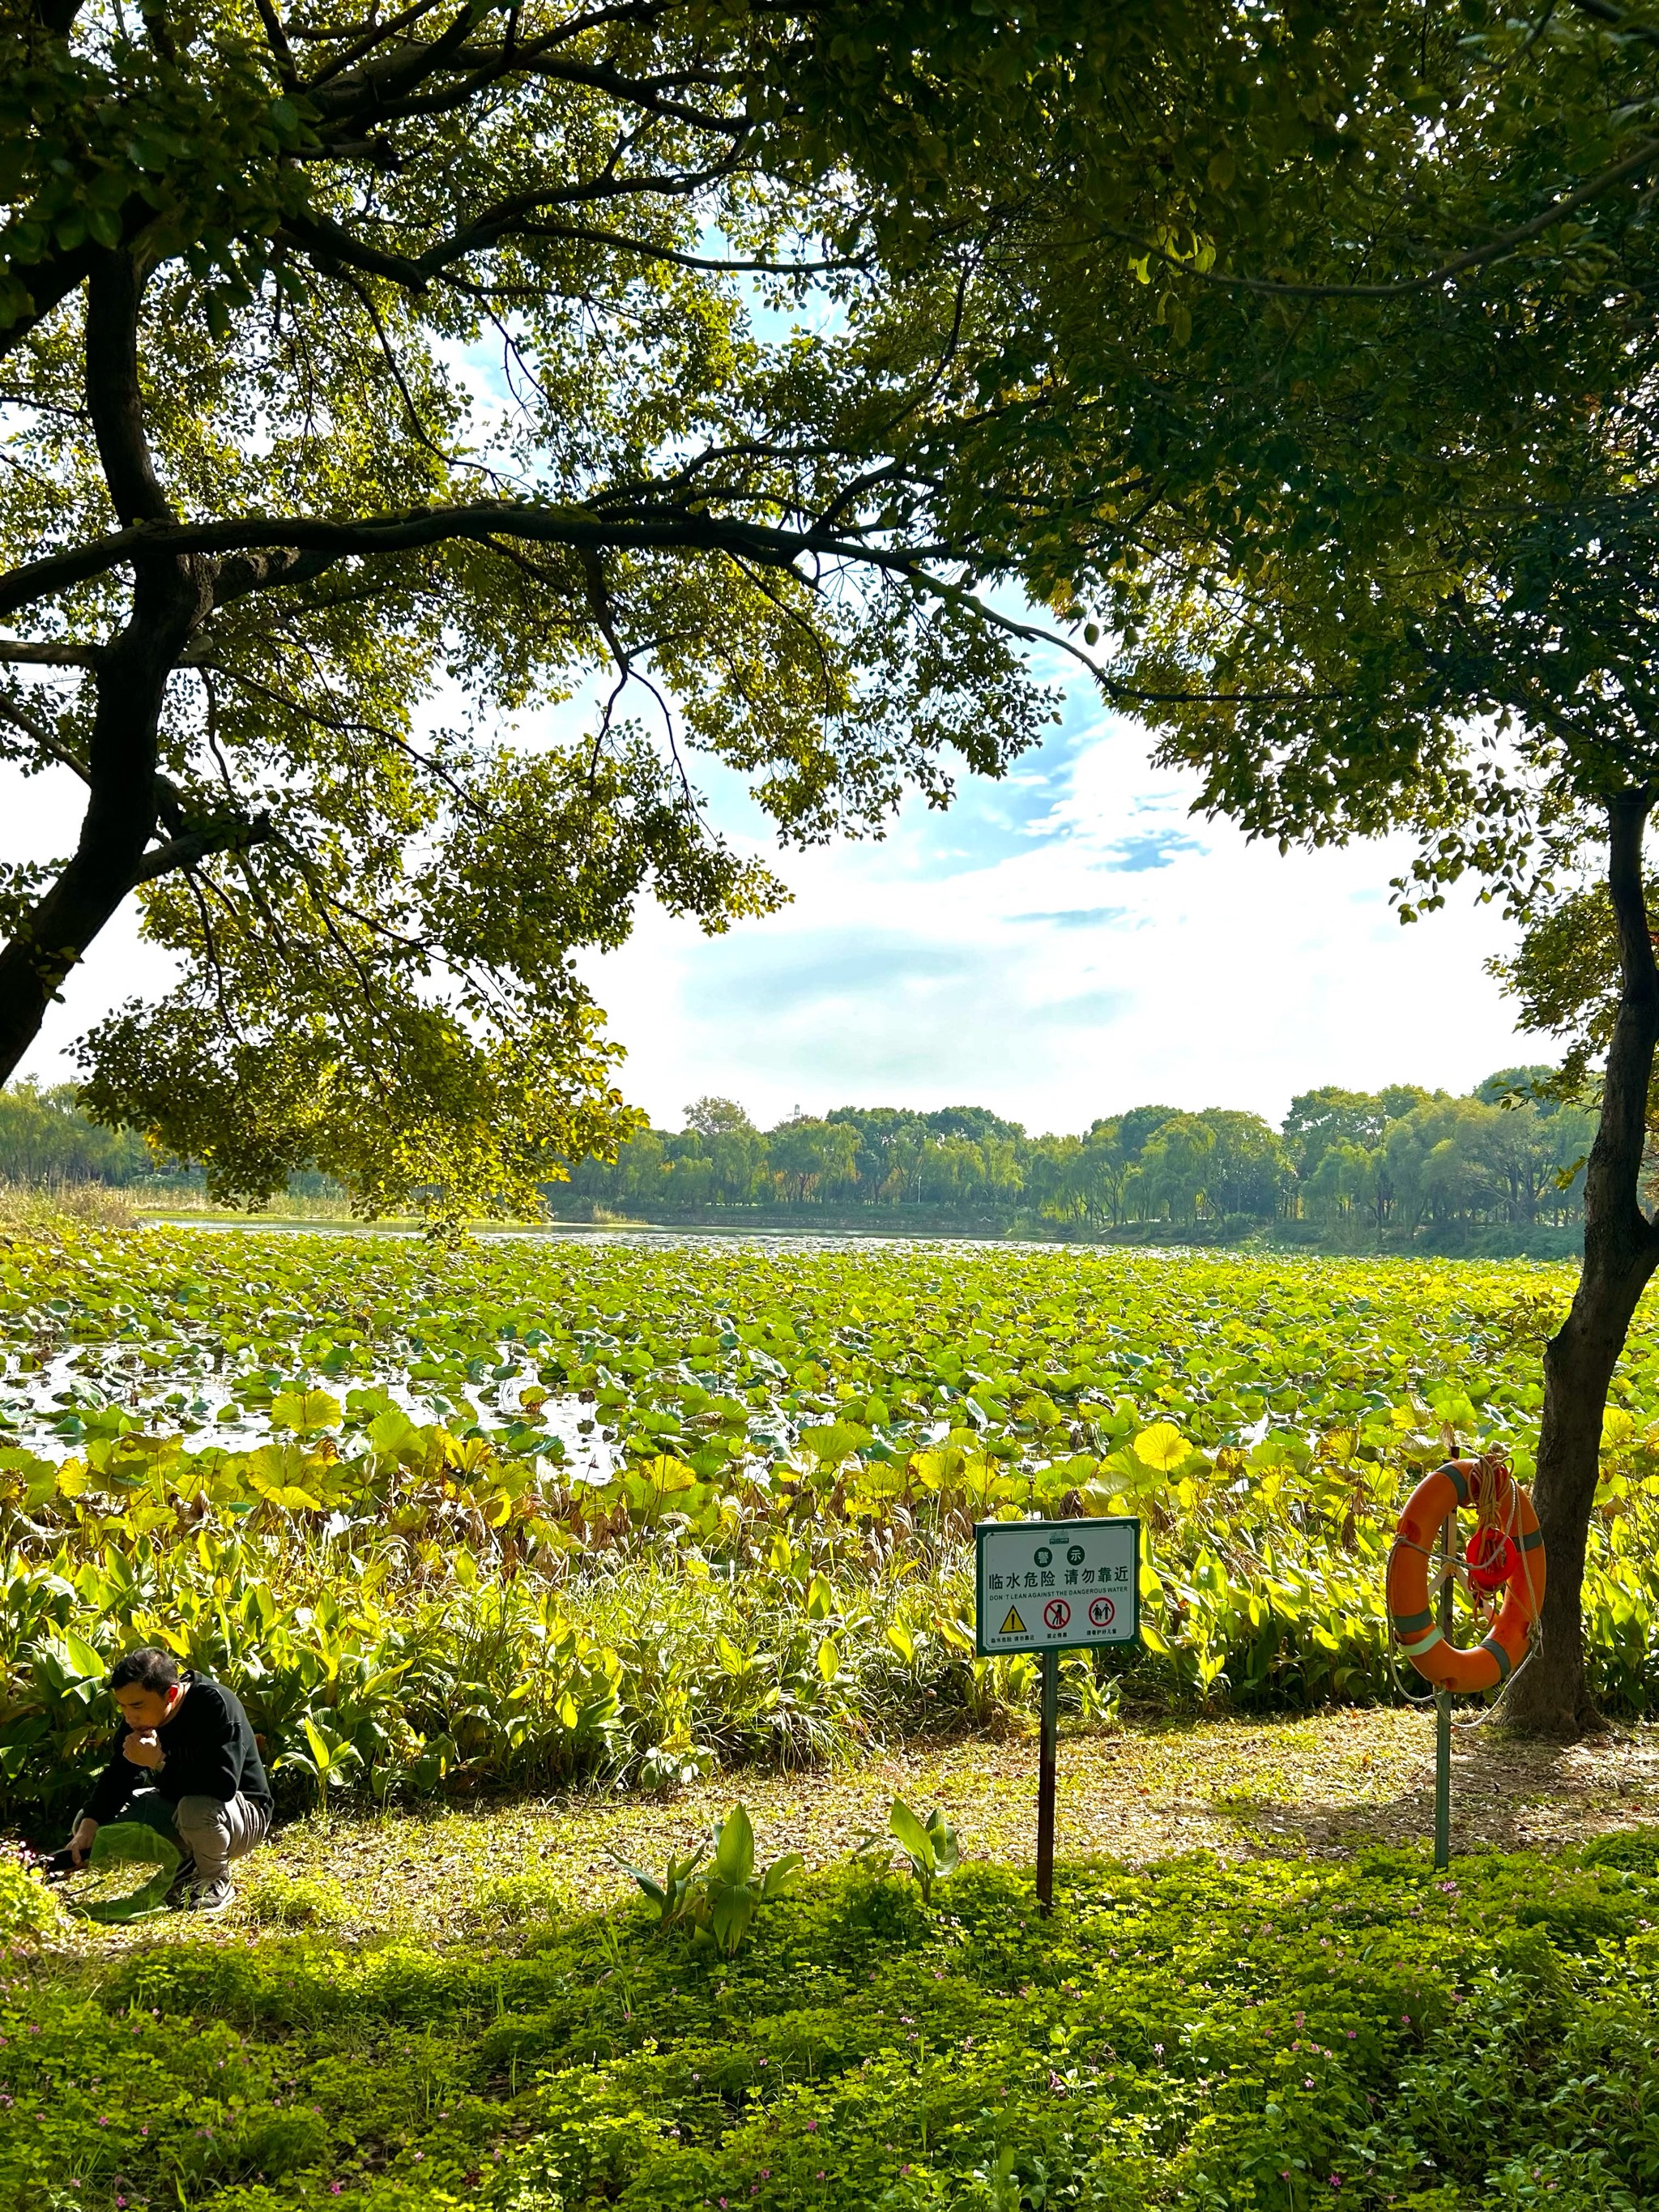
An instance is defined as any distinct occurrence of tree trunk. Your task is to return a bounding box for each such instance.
[1506,788,1659,1736]
[0,249,200,1083]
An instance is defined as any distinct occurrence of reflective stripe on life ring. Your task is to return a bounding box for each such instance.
[1384,1459,1546,1694]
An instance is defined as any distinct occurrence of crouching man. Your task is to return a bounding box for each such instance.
[62,1647,272,1915]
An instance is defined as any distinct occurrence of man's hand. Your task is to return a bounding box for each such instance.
[122,1728,164,1771]
[64,1817,98,1868]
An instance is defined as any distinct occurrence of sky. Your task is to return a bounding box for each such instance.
[574,679,1537,1137]
[9,668,1539,1139]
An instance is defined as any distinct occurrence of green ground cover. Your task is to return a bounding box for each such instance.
[5,1821,1659,2212]
[2,1225,1657,1821]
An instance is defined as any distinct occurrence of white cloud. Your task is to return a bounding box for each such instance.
[577,699,1536,1133]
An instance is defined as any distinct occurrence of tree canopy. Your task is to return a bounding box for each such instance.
[2,0,1346,1219]
[9,0,1647,1227]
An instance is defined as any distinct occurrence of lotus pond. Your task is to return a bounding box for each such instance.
[0,1222,1654,1821]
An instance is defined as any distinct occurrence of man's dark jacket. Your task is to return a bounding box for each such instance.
[83,1674,271,1825]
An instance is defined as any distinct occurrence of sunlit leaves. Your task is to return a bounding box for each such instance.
[270,1389,341,1437]
[1132,1422,1189,1474]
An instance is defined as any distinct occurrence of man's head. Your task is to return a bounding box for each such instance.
[107,1648,185,1731]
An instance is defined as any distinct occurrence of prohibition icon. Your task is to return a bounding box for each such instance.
[1087,1595,1115,1629]
[1043,1597,1070,1631]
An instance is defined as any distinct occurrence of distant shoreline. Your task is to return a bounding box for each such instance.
[130,1206,1584,1263]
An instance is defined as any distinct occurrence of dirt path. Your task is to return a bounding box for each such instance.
[59,1706,1648,1952]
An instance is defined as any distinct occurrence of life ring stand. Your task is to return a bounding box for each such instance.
[1385,1455,1545,1697]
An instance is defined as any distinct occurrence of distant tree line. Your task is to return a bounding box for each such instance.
[0,1085,160,1188]
[0,1085,309,1197]
[557,1070,1595,1244]
[0,1071,1597,1246]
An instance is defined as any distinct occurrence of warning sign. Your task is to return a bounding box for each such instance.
[975,1516,1140,1655]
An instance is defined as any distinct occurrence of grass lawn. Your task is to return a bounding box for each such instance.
[7,1714,1659,2212]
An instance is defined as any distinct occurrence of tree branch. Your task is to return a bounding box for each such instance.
[134,811,274,884]
[0,692,88,779]
[0,501,950,621]
[0,639,101,667]
[84,254,174,527]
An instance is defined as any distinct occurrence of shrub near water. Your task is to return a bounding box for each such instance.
[5,1226,1659,1813]
[5,1837,1659,2210]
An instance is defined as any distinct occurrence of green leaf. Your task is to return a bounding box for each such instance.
[72,1821,181,1924]
[888,1797,932,1866]
[271,1390,342,1436]
[712,1804,754,1886]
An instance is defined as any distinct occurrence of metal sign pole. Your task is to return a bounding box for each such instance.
[971,1515,1140,1923]
[1434,1511,1454,1872]
[1036,1646,1059,1916]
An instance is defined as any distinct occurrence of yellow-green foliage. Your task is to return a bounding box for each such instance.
[0,1858,64,1947]
[241,1869,350,1930]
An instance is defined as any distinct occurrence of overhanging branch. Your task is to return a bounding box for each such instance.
[0,501,952,620]
[0,638,101,667]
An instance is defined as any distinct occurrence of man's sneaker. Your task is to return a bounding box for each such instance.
[184,1877,232,1916]
[163,1856,199,1909]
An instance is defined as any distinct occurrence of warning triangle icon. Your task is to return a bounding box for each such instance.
[1000,1605,1026,1635]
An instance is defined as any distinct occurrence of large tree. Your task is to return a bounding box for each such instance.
[1085,0,1659,1732]
[3,0,1309,1216]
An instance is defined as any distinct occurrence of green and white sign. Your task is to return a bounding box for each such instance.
[974,1517,1141,1656]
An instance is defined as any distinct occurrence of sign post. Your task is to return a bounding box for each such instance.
[975,1515,1141,1916]
[1035,1647,1060,1911]
[1434,1512,1454,1872]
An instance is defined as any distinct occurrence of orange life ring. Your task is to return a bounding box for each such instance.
[1385,1458,1545,1694]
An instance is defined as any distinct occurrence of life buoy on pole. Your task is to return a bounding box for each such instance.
[1385,1458,1546,1694]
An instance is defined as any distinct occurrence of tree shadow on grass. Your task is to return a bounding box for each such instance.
[1206,1724,1657,1860]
